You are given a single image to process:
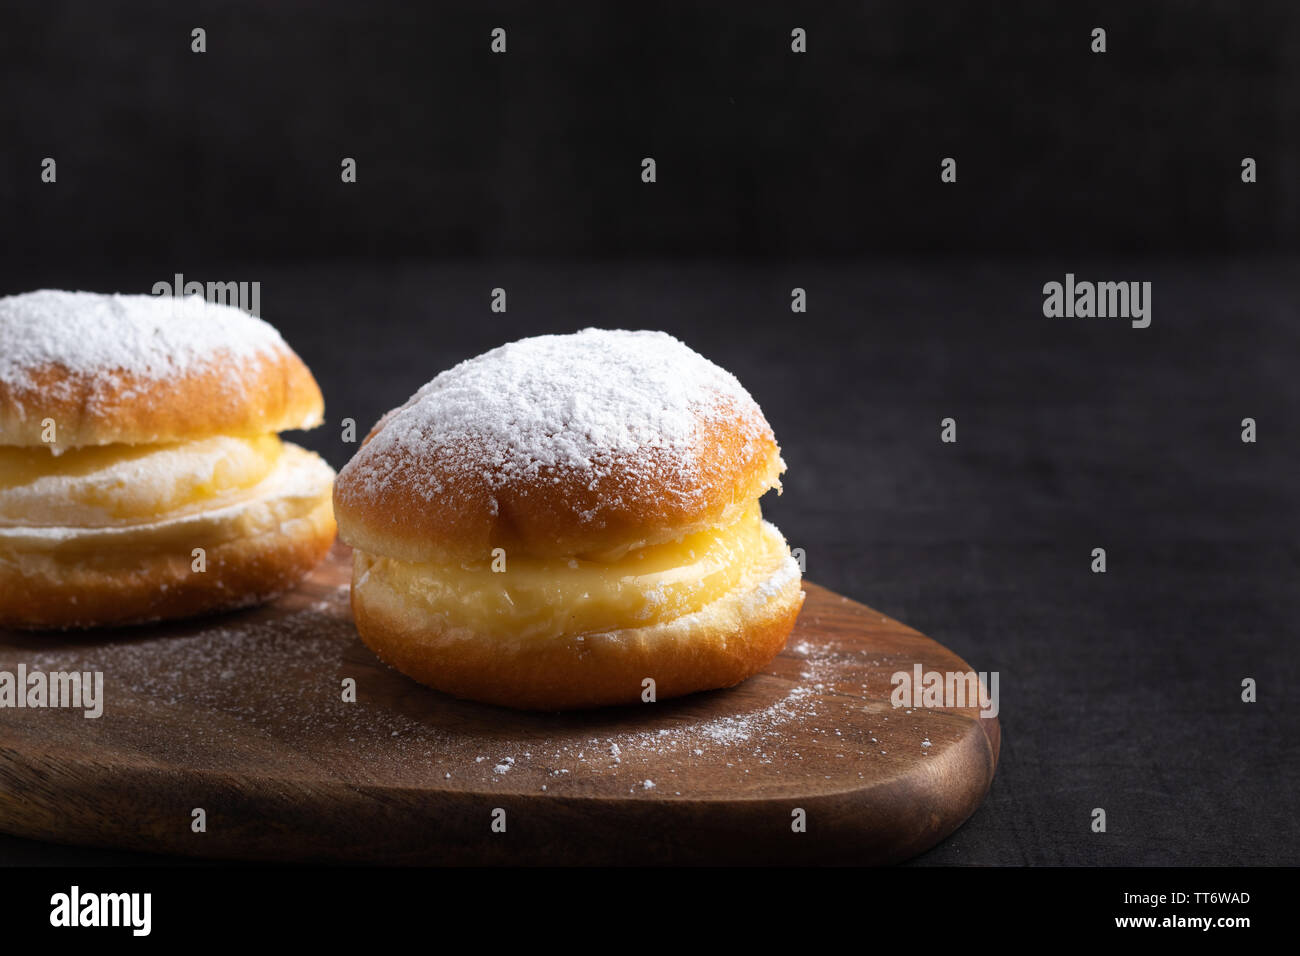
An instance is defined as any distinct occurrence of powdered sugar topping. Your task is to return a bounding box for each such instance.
[0,290,288,391]
[343,328,766,501]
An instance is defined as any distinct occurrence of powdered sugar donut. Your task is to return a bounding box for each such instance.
[334,329,804,710]
[0,290,336,629]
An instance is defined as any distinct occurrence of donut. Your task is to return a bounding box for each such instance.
[334,328,804,710]
[0,290,336,629]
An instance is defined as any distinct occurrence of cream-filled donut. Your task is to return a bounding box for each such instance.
[334,329,803,710]
[0,290,336,629]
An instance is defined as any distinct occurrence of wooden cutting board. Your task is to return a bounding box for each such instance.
[0,543,999,865]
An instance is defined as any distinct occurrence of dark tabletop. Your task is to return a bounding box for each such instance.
[0,256,1295,865]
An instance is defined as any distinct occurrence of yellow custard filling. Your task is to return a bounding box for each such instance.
[0,434,284,527]
[355,503,791,639]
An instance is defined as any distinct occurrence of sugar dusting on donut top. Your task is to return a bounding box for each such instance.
[349,329,770,497]
[0,290,289,391]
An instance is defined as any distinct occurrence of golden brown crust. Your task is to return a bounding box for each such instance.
[335,331,801,709]
[0,350,324,449]
[0,492,335,630]
[335,398,783,563]
[349,552,805,710]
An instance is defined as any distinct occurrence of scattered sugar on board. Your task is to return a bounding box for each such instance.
[18,587,902,790]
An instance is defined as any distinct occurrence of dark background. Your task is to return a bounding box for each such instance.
[2,0,1299,260]
[0,1,1297,866]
